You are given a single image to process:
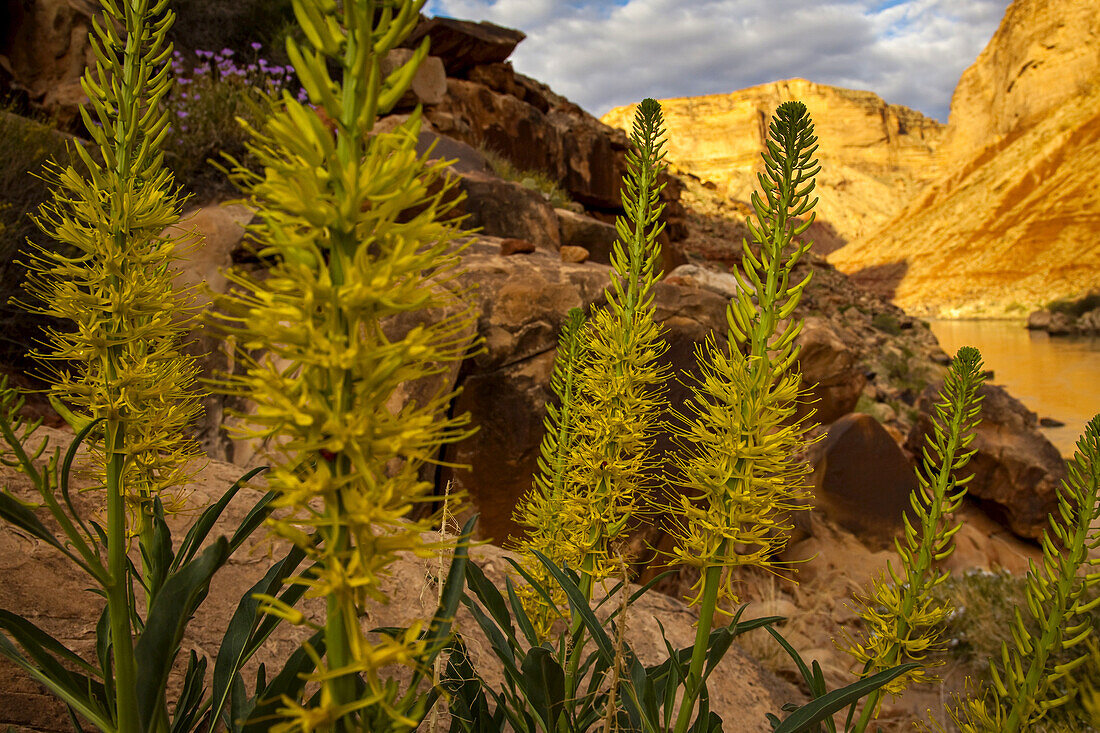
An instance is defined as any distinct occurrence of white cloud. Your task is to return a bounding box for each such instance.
[422,0,1011,123]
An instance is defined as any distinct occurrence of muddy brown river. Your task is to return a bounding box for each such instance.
[930,319,1100,458]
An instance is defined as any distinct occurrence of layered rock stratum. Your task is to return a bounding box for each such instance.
[828,0,1100,316]
[600,78,946,250]
[604,0,1100,316]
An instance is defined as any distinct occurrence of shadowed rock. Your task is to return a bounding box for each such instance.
[402,17,526,76]
[810,412,918,548]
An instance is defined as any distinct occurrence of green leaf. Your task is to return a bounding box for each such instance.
[521,549,616,657]
[405,514,477,687]
[209,542,308,730]
[238,630,326,733]
[464,560,520,663]
[139,497,174,603]
[505,574,540,647]
[0,609,102,679]
[135,538,229,729]
[441,636,503,733]
[522,646,566,731]
[771,663,920,733]
[0,622,112,729]
[0,492,74,560]
[170,650,208,733]
[172,467,270,572]
[58,414,106,547]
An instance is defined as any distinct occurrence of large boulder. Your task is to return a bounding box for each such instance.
[906,382,1067,540]
[808,413,917,548]
[457,171,562,249]
[401,17,525,76]
[555,208,618,264]
[795,317,867,425]
[0,0,95,122]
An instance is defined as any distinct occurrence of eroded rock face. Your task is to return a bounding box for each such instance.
[428,77,631,211]
[936,0,1100,168]
[828,0,1100,317]
[601,78,946,244]
[907,382,1067,540]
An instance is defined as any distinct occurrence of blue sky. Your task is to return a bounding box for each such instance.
[421,0,1012,124]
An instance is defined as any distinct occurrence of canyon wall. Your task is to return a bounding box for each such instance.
[828,0,1100,316]
[601,78,946,250]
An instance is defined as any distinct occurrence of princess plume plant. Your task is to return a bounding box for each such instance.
[664,99,819,733]
[511,305,589,640]
[0,0,294,729]
[551,97,672,592]
[841,346,986,732]
[950,412,1100,732]
[199,0,482,728]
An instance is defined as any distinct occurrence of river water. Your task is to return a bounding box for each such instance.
[929,320,1100,458]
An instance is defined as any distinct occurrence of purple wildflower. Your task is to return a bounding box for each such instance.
[177,110,189,118]
[221,48,234,57]
[250,42,262,51]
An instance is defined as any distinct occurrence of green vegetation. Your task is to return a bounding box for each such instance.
[162,44,305,201]
[935,569,1100,725]
[1,0,1099,730]
[842,347,985,730]
[1047,291,1100,318]
[881,343,930,395]
[477,143,575,208]
[871,311,902,336]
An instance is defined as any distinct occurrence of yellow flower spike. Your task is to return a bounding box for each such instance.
[533,99,673,592]
[842,347,986,730]
[950,414,1100,732]
[8,0,212,725]
[201,0,478,727]
[664,102,821,733]
[509,325,586,634]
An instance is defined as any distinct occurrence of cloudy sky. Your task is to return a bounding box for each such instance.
[421,0,1012,124]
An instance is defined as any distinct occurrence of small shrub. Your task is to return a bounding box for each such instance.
[881,344,929,395]
[477,143,575,208]
[934,566,1100,730]
[871,311,902,336]
[1047,291,1100,319]
[162,45,305,201]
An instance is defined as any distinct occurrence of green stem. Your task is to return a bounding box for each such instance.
[671,558,723,733]
[105,419,140,732]
[324,535,357,731]
[562,553,596,728]
[321,221,360,724]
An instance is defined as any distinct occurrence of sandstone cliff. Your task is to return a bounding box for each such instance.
[827,0,1100,316]
[935,0,1100,168]
[600,78,946,250]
